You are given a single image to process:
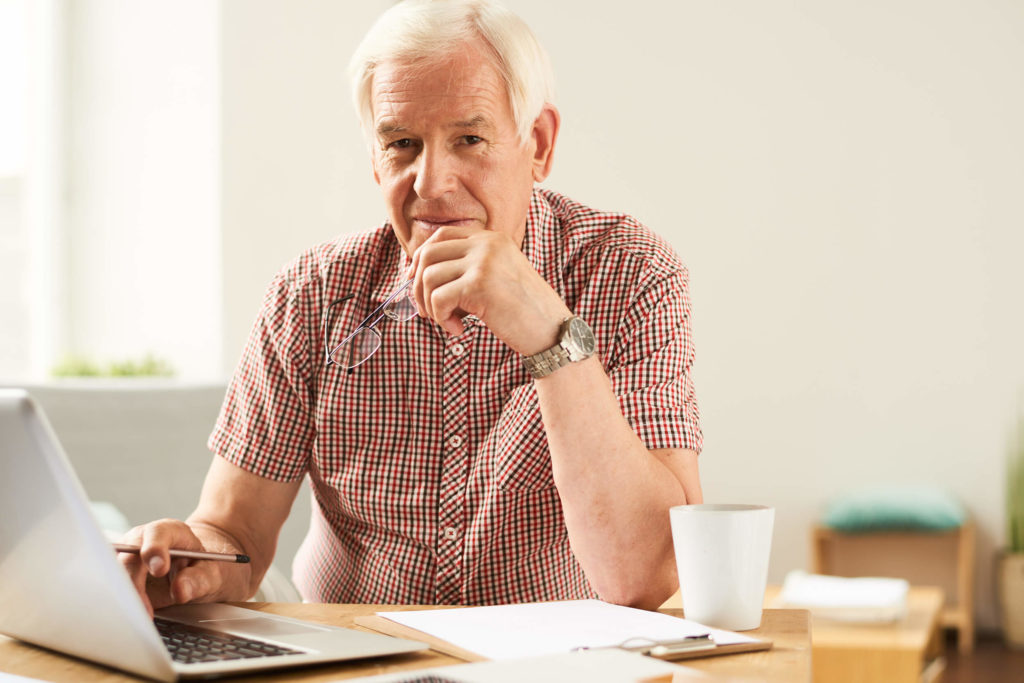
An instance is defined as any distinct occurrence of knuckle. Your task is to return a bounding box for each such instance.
[428,288,448,310]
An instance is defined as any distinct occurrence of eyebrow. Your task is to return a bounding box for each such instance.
[375,114,492,138]
[376,122,407,137]
[453,114,489,130]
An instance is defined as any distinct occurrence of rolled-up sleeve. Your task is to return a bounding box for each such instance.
[605,266,702,455]
[208,272,317,483]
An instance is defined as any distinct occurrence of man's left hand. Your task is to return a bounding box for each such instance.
[408,225,570,354]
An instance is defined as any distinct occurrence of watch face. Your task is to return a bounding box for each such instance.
[567,317,597,356]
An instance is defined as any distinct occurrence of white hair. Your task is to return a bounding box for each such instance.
[348,0,555,144]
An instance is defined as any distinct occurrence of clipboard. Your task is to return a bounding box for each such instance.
[355,604,772,663]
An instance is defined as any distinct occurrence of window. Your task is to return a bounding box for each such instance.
[0,0,49,381]
[0,0,221,382]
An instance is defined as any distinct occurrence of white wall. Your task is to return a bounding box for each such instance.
[66,0,221,379]
[659,1,1024,632]
[217,1,1024,628]
[219,0,389,372]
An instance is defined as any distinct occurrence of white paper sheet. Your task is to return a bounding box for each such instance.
[376,599,758,661]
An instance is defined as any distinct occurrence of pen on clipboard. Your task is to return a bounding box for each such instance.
[640,634,716,659]
[574,634,716,660]
[112,543,250,564]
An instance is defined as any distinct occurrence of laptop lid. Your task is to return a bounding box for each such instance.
[0,389,426,681]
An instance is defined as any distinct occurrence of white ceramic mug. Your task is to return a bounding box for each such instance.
[669,504,775,631]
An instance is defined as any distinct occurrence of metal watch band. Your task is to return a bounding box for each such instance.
[522,344,572,379]
[522,315,597,379]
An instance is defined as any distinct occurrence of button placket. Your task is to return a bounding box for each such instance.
[435,328,474,603]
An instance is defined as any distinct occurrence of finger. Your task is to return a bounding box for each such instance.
[138,520,203,578]
[415,250,471,317]
[410,226,474,310]
[144,570,178,611]
[120,548,155,617]
[415,236,473,269]
[420,224,476,245]
[416,259,469,327]
[146,555,204,609]
[170,563,220,604]
[406,250,422,315]
[426,278,474,337]
[118,526,156,616]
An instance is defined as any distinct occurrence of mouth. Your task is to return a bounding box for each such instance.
[410,217,477,232]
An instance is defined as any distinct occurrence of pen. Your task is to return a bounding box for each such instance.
[574,633,716,660]
[113,543,250,564]
[646,634,716,658]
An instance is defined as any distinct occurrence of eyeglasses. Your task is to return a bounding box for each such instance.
[324,279,418,369]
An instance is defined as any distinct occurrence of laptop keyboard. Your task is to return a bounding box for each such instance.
[154,617,303,664]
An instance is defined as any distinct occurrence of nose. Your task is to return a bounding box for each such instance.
[412,148,459,200]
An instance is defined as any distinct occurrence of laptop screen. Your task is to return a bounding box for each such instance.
[0,389,177,680]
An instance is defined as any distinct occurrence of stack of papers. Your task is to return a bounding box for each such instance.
[776,570,909,622]
[358,599,764,662]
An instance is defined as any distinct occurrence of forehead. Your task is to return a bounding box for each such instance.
[370,42,511,128]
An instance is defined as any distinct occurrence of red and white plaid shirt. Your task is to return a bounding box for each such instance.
[210,188,702,605]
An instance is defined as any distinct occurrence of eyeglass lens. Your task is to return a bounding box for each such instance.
[383,289,417,322]
[330,283,418,368]
[341,327,383,368]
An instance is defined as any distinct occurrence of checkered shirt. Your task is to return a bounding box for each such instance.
[209,188,702,605]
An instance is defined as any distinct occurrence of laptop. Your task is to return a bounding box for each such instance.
[0,389,427,681]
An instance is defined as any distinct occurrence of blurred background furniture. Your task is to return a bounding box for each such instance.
[765,584,945,683]
[9,383,310,601]
[813,522,975,653]
[813,484,975,654]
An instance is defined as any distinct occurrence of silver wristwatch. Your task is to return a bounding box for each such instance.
[522,316,597,379]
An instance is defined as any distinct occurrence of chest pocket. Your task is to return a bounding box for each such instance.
[493,383,555,491]
[312,324,444,512]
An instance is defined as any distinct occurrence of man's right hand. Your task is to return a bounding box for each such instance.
[118,518,249,617]
[118,455,303,616]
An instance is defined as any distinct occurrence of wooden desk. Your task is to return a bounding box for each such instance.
[0,603,811,682]
[765,585,945,683]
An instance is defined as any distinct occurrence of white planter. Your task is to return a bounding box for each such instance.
[998,552,1024,648]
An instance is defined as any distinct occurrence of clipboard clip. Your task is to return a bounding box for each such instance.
[574,634,717,661]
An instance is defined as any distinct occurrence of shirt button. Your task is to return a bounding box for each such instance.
[447,435,463,449]
[450,342,465,357]
[443,527,458,541]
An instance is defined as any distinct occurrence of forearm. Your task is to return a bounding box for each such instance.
[186,456,301,601]
[536,356,696,610]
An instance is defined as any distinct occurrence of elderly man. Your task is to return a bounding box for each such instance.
[124,0,702,613]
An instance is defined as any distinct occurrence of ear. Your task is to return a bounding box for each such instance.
[530,104,560,182]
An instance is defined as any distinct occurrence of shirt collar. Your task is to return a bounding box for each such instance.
[522,188,567,301]
[368,231,411,305]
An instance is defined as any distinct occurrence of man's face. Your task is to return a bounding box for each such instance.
[370,40,540,257]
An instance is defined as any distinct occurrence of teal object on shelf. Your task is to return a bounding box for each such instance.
[823,484,966,532]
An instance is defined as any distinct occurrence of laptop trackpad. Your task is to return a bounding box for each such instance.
[200,617,331,637]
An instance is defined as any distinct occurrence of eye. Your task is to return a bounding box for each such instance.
[461,135,483,146]
[388,138,415,149]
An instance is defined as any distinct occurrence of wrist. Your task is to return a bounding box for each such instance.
[522,315,597,379]
[515,317,564,356]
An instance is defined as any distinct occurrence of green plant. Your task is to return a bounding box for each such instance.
[1011,416,1024,554]
[51,353,175,378]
